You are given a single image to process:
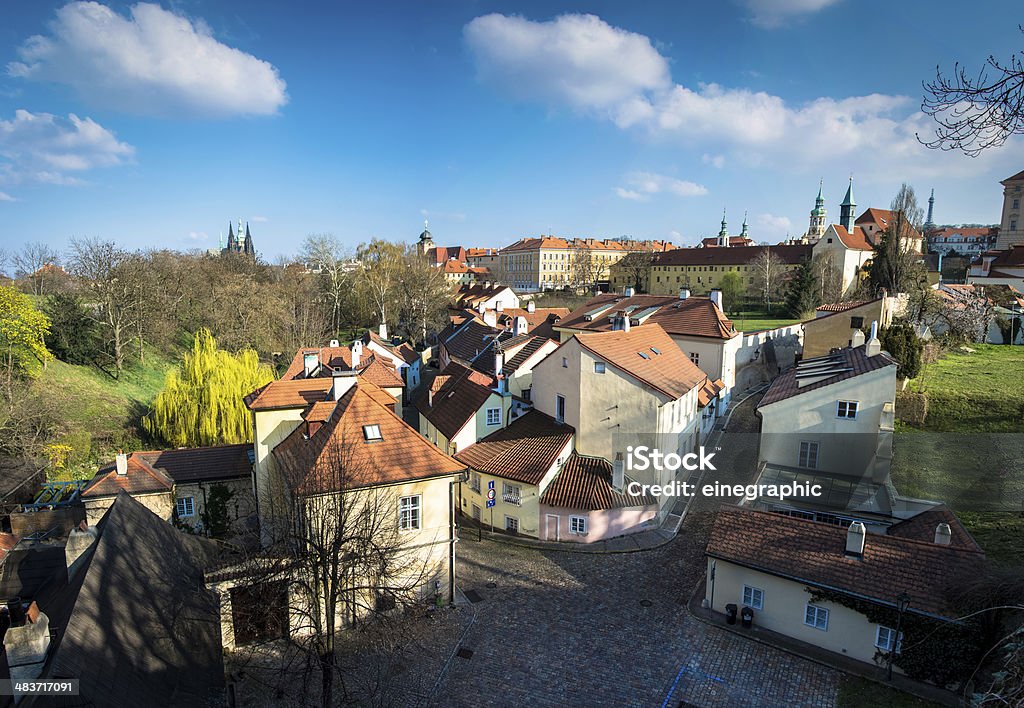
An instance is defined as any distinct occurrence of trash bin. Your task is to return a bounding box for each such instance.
[741,606,754,628]
[725,603,738,625]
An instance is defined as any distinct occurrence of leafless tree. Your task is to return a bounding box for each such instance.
[301,234,352,336]
[356,240,405,334]
[223,432,448,708]
[13,242,61,296]
[567,247,600,293]
[68,237,137,375]
[811,252,844,304]
[615,252,653,293]
[920,27,1024,156]
[865,185,927,296]
[397,247,452,347]
[749,249,787,312]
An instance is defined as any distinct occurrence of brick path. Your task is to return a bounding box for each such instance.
[430,394,842,707]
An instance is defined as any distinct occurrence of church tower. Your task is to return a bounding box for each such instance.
[718,210,729,247]
[807,180,828,239]
[740,212,749,239]
[839,177,856,231]
[418,220,434,255]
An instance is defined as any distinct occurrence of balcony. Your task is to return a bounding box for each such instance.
[502,493,522,506]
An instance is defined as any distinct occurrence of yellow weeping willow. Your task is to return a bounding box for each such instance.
[143,329,274,447]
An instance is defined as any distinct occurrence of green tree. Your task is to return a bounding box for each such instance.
[0,285,51,396]
[718,271,744,313]
[200,484,236,538]
[784,261,820,318]
[42,293,102,365]
[880,320,923,380]
[864,184,927,296]
[143,328,274,447]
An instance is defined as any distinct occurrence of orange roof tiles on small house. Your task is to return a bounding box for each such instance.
[83,453,174,498]
[84,444,256,499]
[414,360,497,440]
[557,293,737,340]
[833,225,874,251]
[455,410,573,486]
[540,453,657,510]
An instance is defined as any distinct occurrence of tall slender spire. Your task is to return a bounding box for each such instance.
[719,208,728,247]
[741,211,749,238]
[839,176,856,231]
[925,188,935,229]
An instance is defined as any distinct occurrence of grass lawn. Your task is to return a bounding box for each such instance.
[836,676,942,708]
[731,316,802,332]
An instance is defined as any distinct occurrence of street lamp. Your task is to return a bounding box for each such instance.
[888,591,912,681]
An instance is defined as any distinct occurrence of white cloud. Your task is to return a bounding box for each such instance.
[740,0,842,29]
[250,215,269,223]
[616,171,708,200]
[464,13,1002,179]
[0,109,134,185]
[702,153,725,169]
[8,2,288,117]
[187,231,208,241]
[0,191,16,202]
[756,213,793,236]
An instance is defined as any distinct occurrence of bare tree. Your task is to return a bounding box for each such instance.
[13,242,60,296]
[224,432,450,707]
[615,252,653,293]
[811,252,844,303]
[865,184,928,296]
[301,234,351,335]
[920,27,1024,156]
[397,247,452,347]
[356,240,405,333]
[68,237,137,375]
[567,247,600,293]
[749,249,787,312]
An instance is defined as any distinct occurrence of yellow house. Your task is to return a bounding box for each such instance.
[639,244,812,296]
[706,506,986,675]
[414,359,509,454]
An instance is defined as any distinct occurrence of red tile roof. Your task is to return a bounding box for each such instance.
[85,444,255,496]
[984,245,1024,267]
[698,378,726,407]
[540,453,657,510]
[700,236,756,248]
[363,330,420,365]
[501,236,674,253]
[245,377,334,411]
[887,505,982,551]
[758,345,895,408]
[414,360,497,440]
[573,324,707,400]
[454,283,516,307]
[455,410,573,485]
[833,225,874,251]
[276,345,404,392]
[653,244,812,267]
[83,454,174,498]
[815,300,871,314]
[706,505,986,618]
[557,293,737,340]
[273,384,465,496]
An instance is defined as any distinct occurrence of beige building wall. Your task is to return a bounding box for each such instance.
[174,478,257,535]
[812,227,873,295]
[252,407,305,544]
[706,559,902,672]
[84,491,174,525]
[996,174,1024,249]
[802,300,887,359]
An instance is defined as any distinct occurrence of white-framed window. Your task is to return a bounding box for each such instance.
[555,394,566,422]
[398,495,421,531]
[363,424,383,441]
[875,625,904,653]
[502,482,521,506]
[689,352,700,366]
[837,400,858,419]
[486,407,501,426]
[569,516,588,535]
[561,356,568,368]
[176,496,195,518]
[594,361,606,374]
[742,585,764,610]
[804,604,829,631]
[469,472,481,492]
[798,441,819,469]
[505,516,519,533]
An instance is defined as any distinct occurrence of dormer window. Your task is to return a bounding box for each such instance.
[362,424,383,441]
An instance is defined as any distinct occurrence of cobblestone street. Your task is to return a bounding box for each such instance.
[430,394,843,707]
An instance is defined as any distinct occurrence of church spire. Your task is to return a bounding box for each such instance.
[719,209,728,247]
[839,177,856,231]
[740,211,749,238]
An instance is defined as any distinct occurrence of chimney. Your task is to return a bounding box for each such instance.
[709,289,724,311]
[496,302,504,313]
[612,452,624,490]
[65,524,98,573]
[851,329,866,347]
[477,301,486,314]
[115,451,128,476]
[331,370,358,401]
[679,288,690,300]
[613,310,630,332]
[513,316,528,336]
[303,351,319,378]
[483,310,498,328]
[378,322,388,340]
[494,348,503,377]
[351,340,363,369]
[866,320,881,357]
[845,521,866,557]
[624,286,635,297]
[329,338,340,348]
[934,522,952,545]
[526,301,536,314]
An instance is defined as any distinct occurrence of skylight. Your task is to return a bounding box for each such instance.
[650,347,661,355]
[638,351,650,360]
[362,424,383,441]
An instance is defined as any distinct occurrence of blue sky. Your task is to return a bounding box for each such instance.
[1,0,1022,262]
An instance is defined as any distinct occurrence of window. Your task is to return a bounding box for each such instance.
[1012,220,1019,231]
[570,516,587,535]
[804,604,829,631]
[398,495,421,531]
[469,472,481,492]
[850,316,864,329]
[502,482,522,506]
[522,387,531,402]
[689,352,700,366]
[594,361,606,374]
[486,407,501,426]
[798,441,819,469]
[555,394,566,422]
[1014,198,1020,209]
[176,496,195,518]
[362,424,382,441]
[875,625,904,653]
[505,516,519,533]
[561,356,568,368]
[837,400,858,419]
[742,585,763,610]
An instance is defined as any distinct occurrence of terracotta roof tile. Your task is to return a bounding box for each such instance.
[540,453,657,510]
[574,324,707,400]
[414,360,496,440]
[558,293,737,340]
[86,444,255,494]
[455,410,572,485]
[887,505,982,551]
[245,377,334,411]
[698,378,726,407]
[833,225,874,251]
[273,385,465,496]
[816,300,872,313]
[653,244,812,267]
[83,454,174,498]
[706,505,986,618]
[758,345,895,408]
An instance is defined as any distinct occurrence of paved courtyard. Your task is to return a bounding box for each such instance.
[429,393,844,707]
